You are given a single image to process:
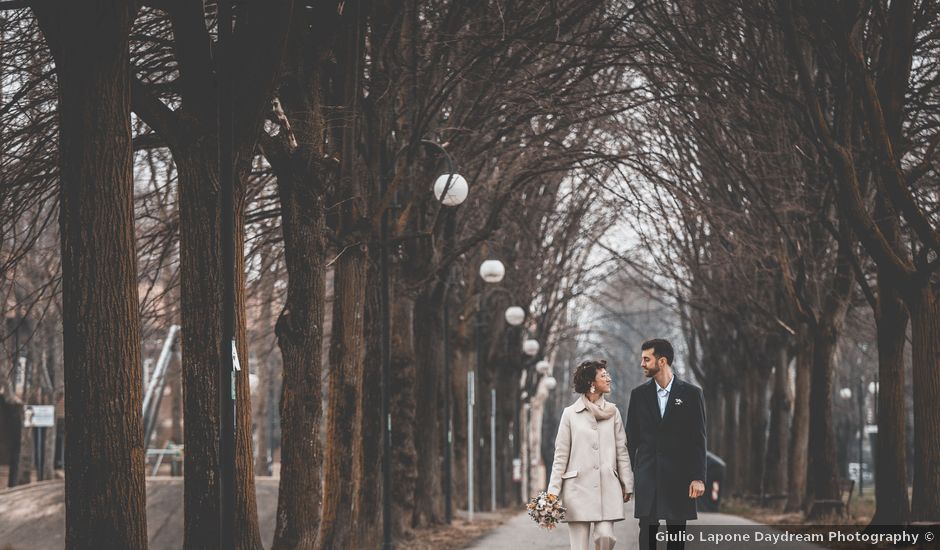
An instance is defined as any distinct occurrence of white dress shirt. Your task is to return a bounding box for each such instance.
[656,375,674,417]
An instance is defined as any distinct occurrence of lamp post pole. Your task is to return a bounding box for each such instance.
[491,386,497,511]
[858,377,865,497]
[470,292,482,521]
[443,272,453,523]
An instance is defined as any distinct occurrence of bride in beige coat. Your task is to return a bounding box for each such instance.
[547,359,634,550]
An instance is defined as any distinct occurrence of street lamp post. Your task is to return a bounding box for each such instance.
[443,271,453,523]
[858,377,865,497]
[381,139,467,546]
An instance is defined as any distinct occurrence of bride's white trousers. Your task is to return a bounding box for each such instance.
[567,520,616,550]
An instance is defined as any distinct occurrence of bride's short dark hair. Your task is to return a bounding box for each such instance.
[573,359,607,394]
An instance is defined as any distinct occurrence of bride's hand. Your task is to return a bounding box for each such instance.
[623,491,632,502]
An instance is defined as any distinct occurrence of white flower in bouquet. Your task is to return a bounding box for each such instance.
[526,491,566,530]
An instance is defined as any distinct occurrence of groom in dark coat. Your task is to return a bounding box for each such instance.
[626,339,706,550]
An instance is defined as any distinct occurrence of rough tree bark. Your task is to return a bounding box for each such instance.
[390,288,419,535]
[764,344,791,497]
[749,363,770,496]
[33,3,148,546]
[735,373,752,496]
[351,246,384,548]
[907,288,940,521]
[317,244,368,550]
[805,330,843,513]
[130,4,293,545]
[871,274,909,524]
[267,6,331,545]
[317,4,368,547]
[785,340,812,513]
[412,285,446,525]
[270,148,326,549]
[721,388,738,496]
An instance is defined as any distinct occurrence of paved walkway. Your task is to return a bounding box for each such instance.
[0,478,279,550]
[465,501,825,549]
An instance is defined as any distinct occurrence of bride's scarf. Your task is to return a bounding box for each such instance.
[582,394,616,421]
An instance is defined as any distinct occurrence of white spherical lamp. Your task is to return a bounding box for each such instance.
[543,376,557,390]
[523,339,540,356]
[839,387,852,400]
[479,259,505,283]
[433,173,469,206]
[536,360,551,375]
[504,306,525,326]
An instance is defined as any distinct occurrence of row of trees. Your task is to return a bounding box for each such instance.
[1,1,636,548]
[582,0,939,524]
[3,4,938,550]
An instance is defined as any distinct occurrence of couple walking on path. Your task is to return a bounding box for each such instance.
[546,339,707,550]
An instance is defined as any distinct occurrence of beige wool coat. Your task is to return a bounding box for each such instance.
[547,397,634,522]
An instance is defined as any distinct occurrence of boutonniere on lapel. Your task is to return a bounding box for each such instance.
[674,398,683,406]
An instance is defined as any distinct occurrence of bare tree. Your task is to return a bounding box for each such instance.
[30,2,147,547]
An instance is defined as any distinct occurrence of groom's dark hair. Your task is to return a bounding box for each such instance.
[642,338,674,365]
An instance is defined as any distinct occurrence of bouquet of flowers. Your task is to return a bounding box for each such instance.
[527,491,566,529]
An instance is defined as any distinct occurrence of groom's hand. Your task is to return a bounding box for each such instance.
[689,480,705,499]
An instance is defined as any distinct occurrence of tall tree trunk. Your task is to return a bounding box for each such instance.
[704,380,724,461]
[805,324,843,514]
[176,151,261,549]
[271,169,326,548]
[351,246,384,548]
[805,238,853,517]
[10,316,35,487]
[390,288,419,535]
[495,354,520,507]
[748,365,770,496]
[412,286,445,526]
[736,375,753,495]
[870,277,909,525]
[317,5,368,545]
[234,185,264,550]
[478,365,493,511]
[176,154,224,549]
[267,10,333,544]
[451,336,471,510]
[786,341,812,512]
[764,345,791,497]
[15,403,33,486]
[721,388,738,495]
[33,4,148,546]
[907,286,940,521]
[317,245,368,550]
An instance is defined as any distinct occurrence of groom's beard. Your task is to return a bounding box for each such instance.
[643,366,659,378]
